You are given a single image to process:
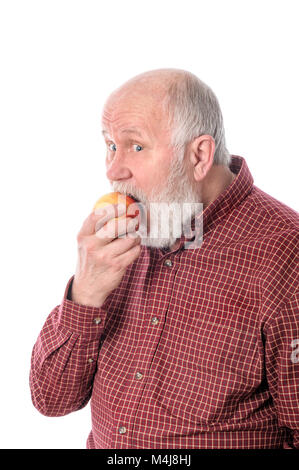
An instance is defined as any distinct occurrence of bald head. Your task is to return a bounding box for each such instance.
[108,68,185,100]
[103,69,184,127]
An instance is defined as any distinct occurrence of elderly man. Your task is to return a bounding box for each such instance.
[30,69,298,449]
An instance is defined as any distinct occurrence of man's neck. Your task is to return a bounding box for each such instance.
[201,164,236,210]
[168,165,236,252]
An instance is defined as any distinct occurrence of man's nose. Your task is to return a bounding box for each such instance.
[105,152,132,182]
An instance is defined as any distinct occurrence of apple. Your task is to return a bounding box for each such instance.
[93,191,139,236]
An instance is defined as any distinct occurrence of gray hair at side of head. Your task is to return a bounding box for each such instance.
[162,71,231,166]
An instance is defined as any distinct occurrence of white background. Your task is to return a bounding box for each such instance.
[0,0,298,449]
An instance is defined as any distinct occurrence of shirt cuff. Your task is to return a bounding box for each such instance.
[56,275,108,340]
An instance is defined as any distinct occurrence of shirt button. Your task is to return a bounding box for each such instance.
[119,426,127,434]
[164,259,173,267]
[88,358,94,363]
[151,317,159,325]
[135,371,143,380]
[93,317,102,325]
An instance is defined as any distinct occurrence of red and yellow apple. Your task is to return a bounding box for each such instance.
[93,191,139,234]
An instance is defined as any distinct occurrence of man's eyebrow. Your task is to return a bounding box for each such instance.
[120,128,145,137]
[101,128,146,138]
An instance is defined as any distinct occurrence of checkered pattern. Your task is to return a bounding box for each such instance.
[30,155,299,449]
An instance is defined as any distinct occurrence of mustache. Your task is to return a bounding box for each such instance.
[111,183,147,204]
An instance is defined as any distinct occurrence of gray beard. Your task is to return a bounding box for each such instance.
[111,150,201,249]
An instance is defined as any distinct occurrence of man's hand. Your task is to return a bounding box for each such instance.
[70,204,141,308]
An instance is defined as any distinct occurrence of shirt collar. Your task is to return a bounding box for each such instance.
[180,155,254,248]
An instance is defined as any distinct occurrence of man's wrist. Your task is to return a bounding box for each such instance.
[67,278,107,308]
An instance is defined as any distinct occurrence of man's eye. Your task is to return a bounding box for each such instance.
[133,144,143,152]
[108,143,117,151]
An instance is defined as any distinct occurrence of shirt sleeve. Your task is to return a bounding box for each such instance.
[264,290,299,448]
[29,275,108,417]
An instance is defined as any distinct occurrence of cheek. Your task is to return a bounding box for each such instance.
[153,153,172,181]
[134,148,173,193]
[138,163,165,188]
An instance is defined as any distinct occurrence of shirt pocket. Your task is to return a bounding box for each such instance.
[152,320,260,426]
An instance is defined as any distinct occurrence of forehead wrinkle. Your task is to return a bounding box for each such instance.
[102,90,163,123]
[120,128,144,138]
[102,114,153,141]
[102,96,169,144]
[103,105,153,121]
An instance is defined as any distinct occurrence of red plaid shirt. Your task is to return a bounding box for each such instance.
[30,155,299,449]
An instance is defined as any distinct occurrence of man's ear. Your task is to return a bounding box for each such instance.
[188,135,215,182]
